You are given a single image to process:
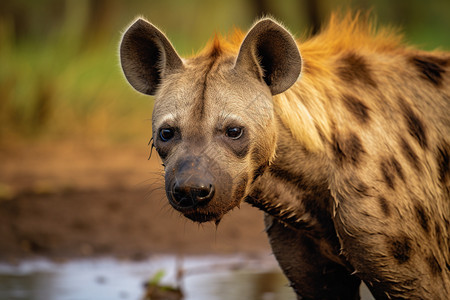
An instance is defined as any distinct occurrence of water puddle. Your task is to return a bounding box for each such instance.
[0,254,374,300]
[0,254,294,300]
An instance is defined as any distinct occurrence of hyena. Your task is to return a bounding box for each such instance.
[120,13,450,299]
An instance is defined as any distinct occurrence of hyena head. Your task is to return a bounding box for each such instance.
[120,18,301,223]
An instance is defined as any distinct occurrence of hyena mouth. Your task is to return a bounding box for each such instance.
[182,210,223,223]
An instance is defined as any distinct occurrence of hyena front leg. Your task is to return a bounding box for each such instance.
[333,192,449,299]
[264,214,361,300]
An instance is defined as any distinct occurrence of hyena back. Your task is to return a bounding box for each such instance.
[120,14,450,299]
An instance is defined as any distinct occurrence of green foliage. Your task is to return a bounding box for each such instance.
[149,270,166,286]
[143,270,183,300]
[0,0,152,144]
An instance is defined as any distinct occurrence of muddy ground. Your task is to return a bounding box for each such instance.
[0,142,271,263]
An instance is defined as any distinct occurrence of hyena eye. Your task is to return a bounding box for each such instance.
[226,127,243,139]
[159,128,175,142]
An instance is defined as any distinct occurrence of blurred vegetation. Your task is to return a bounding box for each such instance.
[0,0,449,145]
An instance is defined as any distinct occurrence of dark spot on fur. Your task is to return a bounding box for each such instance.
[268,164,306,188]
[332,132,365,166]
[355,180,369,196]
[379,156,405,190]
[338,53,378,87]
[435,224,443,250]
[344,177,369,198]
[378,196,391,217]
[315,124,328,144]
[331,134,346,164]
[380,158,399,190]
[267,164,332,228]
[342,94,370,124]
[245,187,263,204]
[252,163,268,183]
[390,236,413,264]
[400,137,421,172]
[346,134,365,164]
[391,157,405,182]
[399,97,428,149]
[437,142,450,186]
[415,203,430,233]
[447,219,450,254]
[410,55,448,87]
[426,255,442,275]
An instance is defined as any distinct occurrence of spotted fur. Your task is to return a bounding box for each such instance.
[120,12,450,299]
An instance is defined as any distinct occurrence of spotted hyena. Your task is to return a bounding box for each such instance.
[120,13,450,299]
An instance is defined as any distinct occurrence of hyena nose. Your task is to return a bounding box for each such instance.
[171,181,215,209]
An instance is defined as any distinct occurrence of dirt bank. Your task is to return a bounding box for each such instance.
[0,142,271,262]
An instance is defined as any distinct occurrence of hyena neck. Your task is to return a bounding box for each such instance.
[272,70,334,154]
[246,58,340,229]
[246,116,334,233]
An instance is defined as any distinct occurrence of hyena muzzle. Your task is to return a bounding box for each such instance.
[120,15,450,299]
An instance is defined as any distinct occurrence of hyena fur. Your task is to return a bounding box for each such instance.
[120,13,450,299]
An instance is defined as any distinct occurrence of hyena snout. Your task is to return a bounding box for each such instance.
[165,156,236,223]
[166,156,216,212]
[170,177,215,209]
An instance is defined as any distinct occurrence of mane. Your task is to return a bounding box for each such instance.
[197,12,404,63]
[196,28,245,58]
[278,12,405,152]
[196,12,405,151]
[299,12,404,75]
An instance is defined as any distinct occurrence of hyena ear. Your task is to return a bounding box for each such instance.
[120,18,184,95]
[234,18,302,95]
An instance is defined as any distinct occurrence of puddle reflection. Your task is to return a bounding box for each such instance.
[184,270,294,300]
[0,255,295,300]
[0,255,373,300]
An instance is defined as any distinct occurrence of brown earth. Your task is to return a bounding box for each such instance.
[0,141,271,263]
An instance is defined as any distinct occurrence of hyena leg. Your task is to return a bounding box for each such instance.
[264,214,361,300]
[333,204,449,300]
